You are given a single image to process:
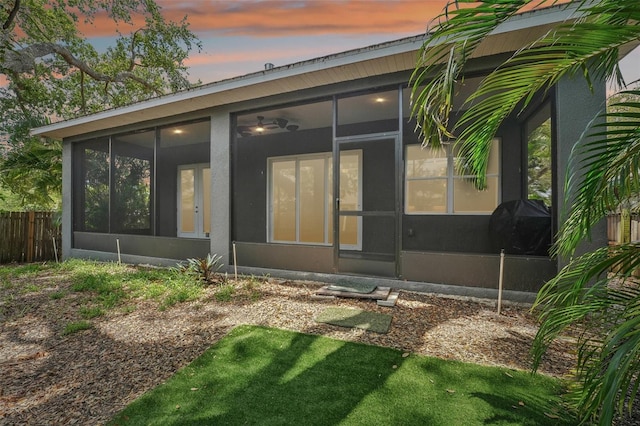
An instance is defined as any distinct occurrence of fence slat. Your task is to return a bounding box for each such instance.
[0,211,61,263]
[607,213,640,244]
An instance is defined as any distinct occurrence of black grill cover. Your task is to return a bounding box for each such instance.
[489,199,551,256]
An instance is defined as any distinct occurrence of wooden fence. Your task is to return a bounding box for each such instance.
[607,212,640,244]
[0,211,61,264]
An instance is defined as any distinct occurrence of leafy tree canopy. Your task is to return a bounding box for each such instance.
[0,0,201,208]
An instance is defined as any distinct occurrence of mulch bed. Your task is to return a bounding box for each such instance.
[1,270,576,425]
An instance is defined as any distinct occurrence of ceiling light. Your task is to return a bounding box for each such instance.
[173,129,184,134]
[375,97,385,103]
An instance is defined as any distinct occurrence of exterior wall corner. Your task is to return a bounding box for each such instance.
[553,73,608,269]
[62,140,73,260]
[210,111,231,265]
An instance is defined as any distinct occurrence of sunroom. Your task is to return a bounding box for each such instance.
[33,4,616,298]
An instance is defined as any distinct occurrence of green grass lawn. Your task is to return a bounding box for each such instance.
[110,326,575,426]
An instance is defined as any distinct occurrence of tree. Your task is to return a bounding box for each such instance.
[411,1,640,424]
[0,138,62,209]
[0,0,201,209]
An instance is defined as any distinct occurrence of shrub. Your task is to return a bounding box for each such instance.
[178,253,224,285]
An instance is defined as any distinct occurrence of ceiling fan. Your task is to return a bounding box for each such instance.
[237,116,299,137]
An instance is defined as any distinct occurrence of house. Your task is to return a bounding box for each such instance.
[32,4,629,301]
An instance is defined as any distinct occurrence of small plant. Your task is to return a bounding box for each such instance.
[71,273,110,292]
[72,272,127,308]
[98,291,124,308]
[244,275,263,301]
[13,264,45,275]
[79,306,104,319]
[159,287,198,310]
[50,291,65,300]
[62,321,92,335]
[178,253,224,284]
[215,284,235,302]
[121,305,137,314]
[22,283,40,293]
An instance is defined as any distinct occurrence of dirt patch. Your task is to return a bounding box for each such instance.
[1,268,574,425]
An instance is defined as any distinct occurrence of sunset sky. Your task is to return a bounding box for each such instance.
[159,0,451,84]
[0,0,630,90]
[133,0,638,87]
[76,0,640,87]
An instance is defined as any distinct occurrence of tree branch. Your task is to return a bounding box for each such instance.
[2,0,20,31]
[129,28,144,72]
[3,42,164,96]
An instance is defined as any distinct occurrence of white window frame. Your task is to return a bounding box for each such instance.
[267,150,362,249]
[405,138,501,215]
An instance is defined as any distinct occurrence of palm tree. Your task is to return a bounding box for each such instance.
[411,1,640,424]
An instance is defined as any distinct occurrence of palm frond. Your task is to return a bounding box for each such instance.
[452,18,638,186]
[556,90,640,256]
[413,1,640,424]
[412,0,640,188]
[410,0,534,149]
[532,243,640,424]
[574,289,640,425]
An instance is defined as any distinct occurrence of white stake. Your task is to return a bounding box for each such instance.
[116,238,122,265]
[498,249,505,315]
[232,242,238,280]
[52,236,59,263]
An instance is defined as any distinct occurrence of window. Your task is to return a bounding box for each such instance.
[111,130,154,234]
[268,151,362,248]
[527,111,552,207]
[77,138,110,232]
[235,100,332,139]
[73,119,211,237]
[74,132,154,234]
[337,89,399,137]
[405,139,500,214]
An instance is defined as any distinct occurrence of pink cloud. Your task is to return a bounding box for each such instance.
[160,0,445,37]
[76,0,449,38]
[76,1,568,41]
